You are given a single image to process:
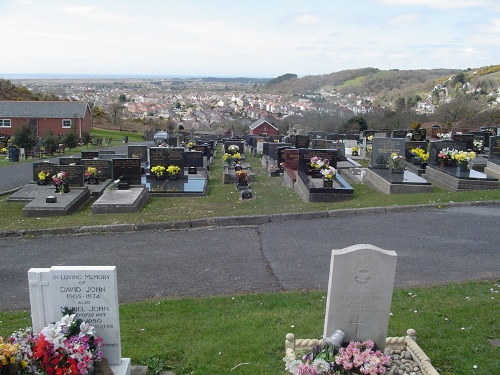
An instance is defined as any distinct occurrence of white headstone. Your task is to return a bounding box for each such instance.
[323,244,397,351]
[28,266,130,373]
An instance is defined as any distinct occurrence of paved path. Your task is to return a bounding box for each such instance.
[1,204,499,311]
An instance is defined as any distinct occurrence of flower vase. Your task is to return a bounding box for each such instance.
[323,178,333,188]
[439,160,447,167]
[412,157,421,165]
[62,182,70,193]
[457,163,469,173]
[390,167,404,174]
[37,179,48,185]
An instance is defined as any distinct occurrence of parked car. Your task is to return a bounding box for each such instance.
[153,131,168,145]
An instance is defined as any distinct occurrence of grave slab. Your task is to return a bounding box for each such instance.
[22,188,91,217]
[424,165,500,191]
[365,167,432,194]
[91,187,150,214]
[324,244,397,351]
[294,171,354,202]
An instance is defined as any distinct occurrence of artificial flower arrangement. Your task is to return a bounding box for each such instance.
[310,156,328,170]
[1,313,103,375]
[38,170,51,182]
[367,135,374,142]
[187,141,193,147]
[236,170,248,183]
[151,165,166,177]
[280,162,285,170]
[410,148,429,162]
[387,152,405,169]
[84,166,101,178]
[473,139,483,150]
[0,147,7,154]
[366,146,372,153]
[450,150,476,164]
[166,165,181,175]
[222,153,233,163]
[351,146,359,153]
[228,145,240,154]
[232,152,241,161]
[285,339,390,375]
[52,171,68,187]
[321,166,337,180]
[437,148,452,161]
[437,132,451,140]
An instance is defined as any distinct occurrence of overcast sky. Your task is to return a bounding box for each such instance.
[1,0,499,78]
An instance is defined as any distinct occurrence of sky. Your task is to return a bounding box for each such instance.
[1,0,500,78]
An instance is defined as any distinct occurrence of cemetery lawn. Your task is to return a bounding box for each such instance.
[0,281,498,374]
[1,147,500,231]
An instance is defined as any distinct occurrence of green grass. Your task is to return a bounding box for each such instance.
[0,281,498,374]
[0,146,499,231]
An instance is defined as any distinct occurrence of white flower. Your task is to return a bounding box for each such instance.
[79,321,95,337]
[312,358,330,373]
[60,314,76,327]
[41,323,65,349]
[285,359,302,374]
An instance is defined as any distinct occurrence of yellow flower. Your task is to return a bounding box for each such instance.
[166,165,181,175]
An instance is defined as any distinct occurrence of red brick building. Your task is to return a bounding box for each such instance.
[0,101,92,138]
[248,118,279,136]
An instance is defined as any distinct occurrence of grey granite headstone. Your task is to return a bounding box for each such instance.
[370,138,405,168]
[323,244,397,351]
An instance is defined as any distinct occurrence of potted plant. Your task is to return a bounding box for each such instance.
[150,165,166,180]
[166,165,181,179]
[84,166,101,184]
[37,170,51,185]
[52,171,69,194]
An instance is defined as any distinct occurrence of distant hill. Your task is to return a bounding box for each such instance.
[0,79,60,101]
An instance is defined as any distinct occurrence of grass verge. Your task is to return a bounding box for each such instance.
[0,281,498,374]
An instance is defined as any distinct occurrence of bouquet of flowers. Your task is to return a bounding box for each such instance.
[367,135,374,142]
[285,339,390,375]
[38,170,51,182]
[450,150,476,164]
[166,165,181,175]
[437,148,452,161]
[473,139,483,150]
[437,132,451,140]
[4,314,103,375]
[321,166,337,179]
[410,148,429,162]
[310,156,328,170]
[151,165,166,177]
[84,166,100,178]
[222,153,233,163]
[52,171,68,187]
[387,152,405,169]
[236,170,248,183]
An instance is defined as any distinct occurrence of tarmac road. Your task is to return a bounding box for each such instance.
[1,204,499,311]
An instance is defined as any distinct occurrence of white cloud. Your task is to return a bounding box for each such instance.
[388,13,421,26]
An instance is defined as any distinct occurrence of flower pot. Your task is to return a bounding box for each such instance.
[390,167,404,174]
[412,157,421,165]
[439,160,447,167]
[323,179,333,188]
[457,163,469,173]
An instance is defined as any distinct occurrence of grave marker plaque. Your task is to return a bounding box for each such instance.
[323,244,397,351]
[112,158,142,184]
[128,145,148,162]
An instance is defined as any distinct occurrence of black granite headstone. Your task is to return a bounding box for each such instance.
[428,140,466,165]
[404,141,428,160]
[128,145,148,162]
[392,129,408,138]
[166,148,185,177]
[81,151,99,159]
[298,148,339,173]
[59,156,81,165]
[184,151,204,167]
[149,147,168,168]
[411,128,427,141]
[489,136,500,160]
[295,135,310,149]
[452,134,474,150]
[112,158,142,184]
[33,161,56,182]
[167,137,178,147]
[82,159,113,180]
[262,142,270,156]
[54,165,84,187]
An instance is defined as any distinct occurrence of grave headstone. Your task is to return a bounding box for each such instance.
[268,143,292,161]
[99,150,116,155]
[452,133,474,150]
[309,131,327,139]
[277,146,291,169]
[294,135,310,149]
[54,165,85,186]
[99,153,127,160]
[362,130,377,140]
[298,148,339,173]
[59,156,81,165]
[284,149,299,170]
[33,161,56,182]
[430,125,445,139]
[128,145,148,162]
[224,141,244,154]
[323,244,397,351]
[391,129,407,138]
[428,140,466,165]
[370,138,405,168]
[81,151,99,160]
[166,148,186,177]
[184,151,204,168]
[489,136,500,160]
[28,266,124,365]
[82,159,113,180]
[112,158,142,184]
[404,141,428,160]
[326,133,342,141]
[411,128,426,141]
[262,142,270,156]
[149,147,168,168]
